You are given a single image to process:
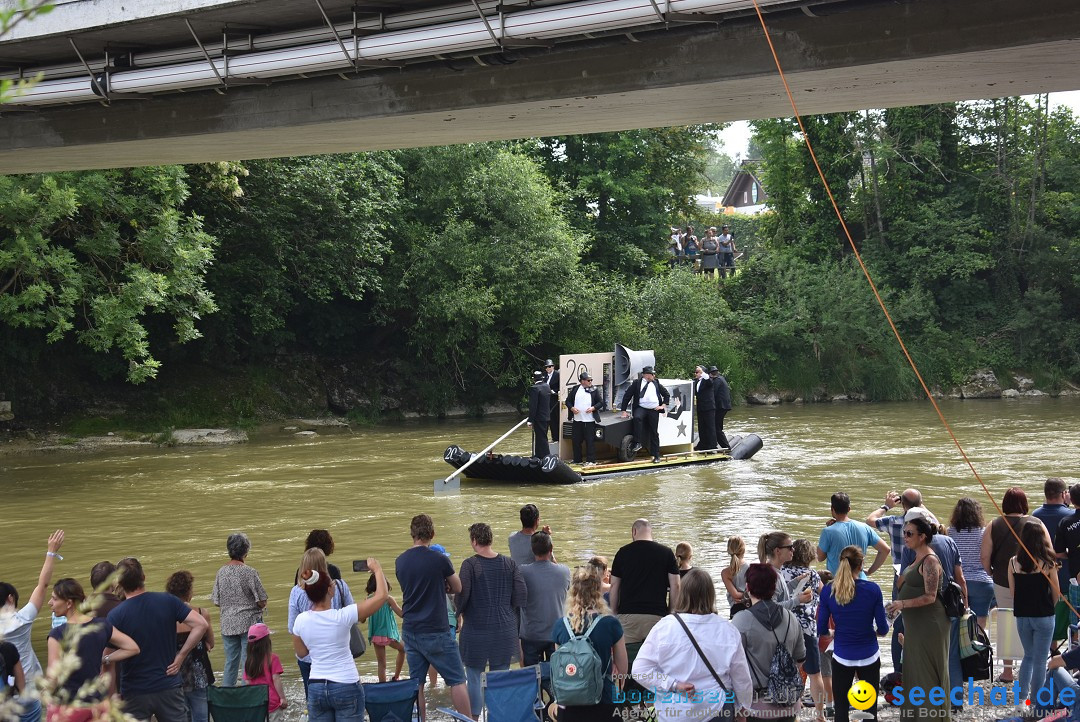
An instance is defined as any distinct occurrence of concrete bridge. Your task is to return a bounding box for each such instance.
[0,0,1077,173]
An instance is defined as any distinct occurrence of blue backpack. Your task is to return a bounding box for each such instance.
[551,615,606,706]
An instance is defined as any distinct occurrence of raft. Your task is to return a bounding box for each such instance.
[443,433,763,485]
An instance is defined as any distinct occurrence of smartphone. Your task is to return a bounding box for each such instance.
[353,560,369,573]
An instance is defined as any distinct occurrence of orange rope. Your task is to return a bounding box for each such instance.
[748,0,1070,620]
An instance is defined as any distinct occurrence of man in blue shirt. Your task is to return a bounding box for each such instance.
[1033,477,1073,646]
[816,492,891,577]
[396,514,470,720]
[107,557,209,722]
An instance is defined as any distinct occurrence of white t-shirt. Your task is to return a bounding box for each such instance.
[573,386,594,422]
[292,605,360,683]
[639,381,659,409]
[0,602,42,680]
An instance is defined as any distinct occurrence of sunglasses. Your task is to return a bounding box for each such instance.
[903,530,918,538]
[778,544,794,550]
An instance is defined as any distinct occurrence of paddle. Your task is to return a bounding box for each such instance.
[434,417,530,495]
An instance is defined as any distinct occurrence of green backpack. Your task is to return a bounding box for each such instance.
[551,615,607,706]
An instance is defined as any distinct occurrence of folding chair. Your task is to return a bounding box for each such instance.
[482,666,543,722]
[989,607,1024,678]
[207,683,269,722]
[364,678,421,721]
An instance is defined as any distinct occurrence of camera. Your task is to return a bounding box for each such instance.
[352,560,369,573]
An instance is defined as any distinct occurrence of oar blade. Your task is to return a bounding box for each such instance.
[434,477,461,495]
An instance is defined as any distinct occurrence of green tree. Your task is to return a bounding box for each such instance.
[379,144,584,407]
[186,154,402,354]
[0,167,217,382]
[532,126,719,274]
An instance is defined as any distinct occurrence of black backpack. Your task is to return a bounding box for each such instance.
[960,622,993,681]
[764,616,804,705]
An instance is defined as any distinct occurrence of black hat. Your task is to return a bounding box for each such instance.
[708,365,719,373]
[641,366,656,375]
[579,371,593,381]
[533,371,544,380]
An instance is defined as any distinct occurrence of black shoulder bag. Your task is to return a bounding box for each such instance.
[672,613,737,722]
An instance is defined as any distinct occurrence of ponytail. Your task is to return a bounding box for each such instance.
[832,545,864,606]
[726,536,746,577]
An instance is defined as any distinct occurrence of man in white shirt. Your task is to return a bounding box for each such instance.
[620,366,670,463]
[565,371,606,465]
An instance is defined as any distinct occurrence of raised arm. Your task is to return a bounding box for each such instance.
[29,530,66,612]
[354,559,389,619]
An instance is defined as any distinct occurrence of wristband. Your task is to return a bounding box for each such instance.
[880,505,890,511]
[47,552,63,560]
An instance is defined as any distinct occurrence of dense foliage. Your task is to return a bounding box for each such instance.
[2,97,1079,421]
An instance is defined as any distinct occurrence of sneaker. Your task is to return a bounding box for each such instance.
[824,706,835,719]
[652,456,662,463]
[583,461,596,467]
[631,444,643,453]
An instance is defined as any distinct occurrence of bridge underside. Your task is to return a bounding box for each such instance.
[1,0,1078,173]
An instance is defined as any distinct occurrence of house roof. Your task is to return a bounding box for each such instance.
[720,162,767,208]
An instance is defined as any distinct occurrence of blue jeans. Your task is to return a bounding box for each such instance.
[466,662,510,715]
[298,658,313,696]
[1047,668,1080,720]
[966,580,996,618]
[1017,615,1055,700]
[890,576,904,673]
[17,698,41,722]
[402,628,467,687]
[186,688,209,722]
[222,633,247,686]
[308,680,365,722]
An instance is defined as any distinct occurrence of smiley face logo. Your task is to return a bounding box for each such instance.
[848,680,877,711]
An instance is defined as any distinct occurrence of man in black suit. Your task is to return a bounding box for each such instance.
[692,365,718,451]
[543,359,561,442]
[527,370,552,457]
[709,365,733,449]
[619,366,670,463]
[565,371,606,465]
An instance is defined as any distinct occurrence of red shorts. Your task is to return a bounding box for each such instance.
[373,635,392,646]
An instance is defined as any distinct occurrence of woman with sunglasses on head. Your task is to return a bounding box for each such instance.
[886,517,950,722]
[758,533,813,612]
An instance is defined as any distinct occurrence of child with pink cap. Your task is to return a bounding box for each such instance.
[243,622,288,721]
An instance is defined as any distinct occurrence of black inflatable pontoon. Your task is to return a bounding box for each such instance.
[443,433,763,484]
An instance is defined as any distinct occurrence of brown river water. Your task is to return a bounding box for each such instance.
[3,397,1078,716]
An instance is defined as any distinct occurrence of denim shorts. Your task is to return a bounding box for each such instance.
[802,634,821,675]
[402,628,467,687]
[966,580,996,618]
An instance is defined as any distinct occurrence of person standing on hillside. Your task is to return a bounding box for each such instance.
[709,366,732,449]
[527,370,552,458]
[543,360,561,444]
[718,224,737,278]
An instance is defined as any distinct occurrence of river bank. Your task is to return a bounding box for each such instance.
[3,364,1077,456]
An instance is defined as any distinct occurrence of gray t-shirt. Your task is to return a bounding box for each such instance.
[519,560,571,640]
[508,532,536,566]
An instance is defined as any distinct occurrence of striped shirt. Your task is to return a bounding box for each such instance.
[947,526,993,584]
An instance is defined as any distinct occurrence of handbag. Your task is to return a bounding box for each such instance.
[939,581,966,618]
[336,578,367,658]
[672,613,737,722]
